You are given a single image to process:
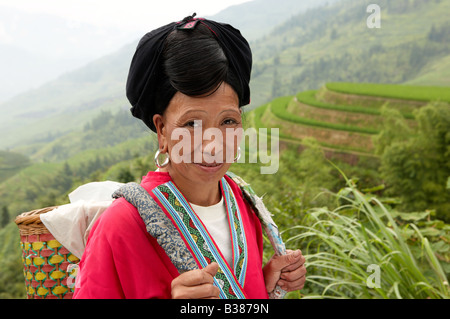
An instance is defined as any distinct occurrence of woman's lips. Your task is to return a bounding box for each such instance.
[195,162,224,173]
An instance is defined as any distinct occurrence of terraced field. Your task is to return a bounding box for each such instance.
[248,82,449,159]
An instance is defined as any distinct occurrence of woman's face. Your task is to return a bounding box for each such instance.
[153,82,242,185]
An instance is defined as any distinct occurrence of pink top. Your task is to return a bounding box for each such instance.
[73,171,268,299]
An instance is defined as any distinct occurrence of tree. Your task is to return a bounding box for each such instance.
[272,69,282,98]
[273,55,280,66]
[63,162,73,177]
[37,190,59,208]
[296,52,302,66]
[373,104,412,156]
[1,206,9,228]
[378,103,450,221]
[427,24,446,42]
[330,28,338,40]
[117,167,135,183]
[51,166,73,194]
[278,139,335,209]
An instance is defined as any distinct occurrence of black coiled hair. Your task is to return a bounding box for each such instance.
[154,23,242,117]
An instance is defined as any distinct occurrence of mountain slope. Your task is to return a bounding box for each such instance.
[0,42,137,150]
[404,53,450,86]
[247,0,450,109]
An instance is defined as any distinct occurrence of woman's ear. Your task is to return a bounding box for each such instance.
[153,114,167,152]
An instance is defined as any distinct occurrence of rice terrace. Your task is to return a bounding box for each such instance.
[250,82,448,156]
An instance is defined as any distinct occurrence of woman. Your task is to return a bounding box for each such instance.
[73,14,306,299]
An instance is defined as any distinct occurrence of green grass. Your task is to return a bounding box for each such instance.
[286,174,450,299]
[270,96,379,135]
[326,82,450,103]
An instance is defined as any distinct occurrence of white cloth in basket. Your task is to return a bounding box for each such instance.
[40,181,124,259]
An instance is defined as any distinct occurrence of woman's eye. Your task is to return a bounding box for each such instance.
[223,119,238,125]
[184,121,200,127]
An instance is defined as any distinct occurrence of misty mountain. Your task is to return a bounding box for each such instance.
[247,0,450,107]
[0,43,88,103]
[0,41,138,150]
[207,0,339,41]
[0,5,138,102]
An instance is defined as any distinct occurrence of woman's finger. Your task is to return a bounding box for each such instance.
[281,265,307,282]
[171,262,220,299]
[281,251,305,273]
[173,262,219,287]
[278,273,306,292]
[172,282,221,299]
[203,262,219,278]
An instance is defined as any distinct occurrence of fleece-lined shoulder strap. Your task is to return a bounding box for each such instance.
[112,183,198,273]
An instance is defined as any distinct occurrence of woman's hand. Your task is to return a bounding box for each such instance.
[171,262,221,299]
[263,249,306,293]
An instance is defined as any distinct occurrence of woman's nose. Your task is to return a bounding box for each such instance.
[202,136,223,161]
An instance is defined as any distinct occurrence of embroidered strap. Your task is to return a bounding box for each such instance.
[222,178,248,285]
[152,178,247,299]
[112,183,198,273]
[225,171,288,299]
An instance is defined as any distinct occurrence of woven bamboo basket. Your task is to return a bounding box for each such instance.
[15,207,80,299]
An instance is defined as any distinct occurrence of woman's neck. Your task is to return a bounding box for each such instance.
[161,168,222,206]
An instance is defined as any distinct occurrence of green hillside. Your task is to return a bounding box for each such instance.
[22,109,151,163]
[0,43,136,151]
[248,0,450,109]
[405,54,450,86]
[0,151,31,182]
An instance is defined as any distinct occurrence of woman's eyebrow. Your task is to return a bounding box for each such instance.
[181,109,208,116]
[181,108,240,117]
[219,109,241,116]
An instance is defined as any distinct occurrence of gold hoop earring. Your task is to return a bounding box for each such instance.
[155,149,170,168]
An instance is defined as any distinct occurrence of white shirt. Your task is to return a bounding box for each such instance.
[189,196,233,266]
